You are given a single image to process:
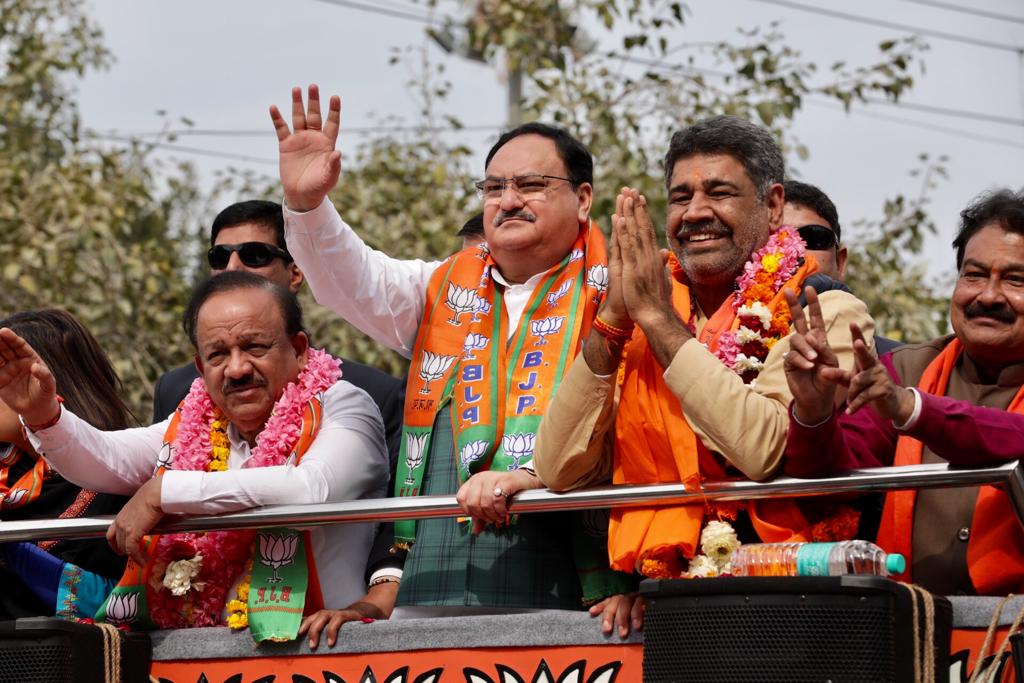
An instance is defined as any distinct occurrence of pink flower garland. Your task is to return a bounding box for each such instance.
[712,226,805,383]
[148,348,342,628]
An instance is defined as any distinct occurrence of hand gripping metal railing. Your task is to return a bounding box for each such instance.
[0,460,1022,542]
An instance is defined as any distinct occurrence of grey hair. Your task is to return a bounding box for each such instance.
[663,115,784,198]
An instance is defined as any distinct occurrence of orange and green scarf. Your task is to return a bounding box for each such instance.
[394,222,607,547]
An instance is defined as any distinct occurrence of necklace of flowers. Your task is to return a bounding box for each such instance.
[712,226,806,384]
[148,348,342,629]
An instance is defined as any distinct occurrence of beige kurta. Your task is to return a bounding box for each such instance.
[533,289,875,491]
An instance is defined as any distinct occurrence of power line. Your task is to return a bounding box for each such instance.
[897,0,1024,26]
[746,0,1024,54]
[88,133,278,165]
[309,0,441,25]
[614,52,1024,128]
[91,124,502,140]
[807,99,1024,150]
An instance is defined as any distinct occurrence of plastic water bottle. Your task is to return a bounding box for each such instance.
[730,540,906,578]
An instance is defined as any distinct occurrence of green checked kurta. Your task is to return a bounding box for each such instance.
[395,405,583,609]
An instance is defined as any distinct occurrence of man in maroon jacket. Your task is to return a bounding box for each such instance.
[781,187,1024,596]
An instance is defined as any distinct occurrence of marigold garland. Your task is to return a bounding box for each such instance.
[226,552,254,630]
[712,226,805,384]
[145,348,341,629]
[208,416,229,472]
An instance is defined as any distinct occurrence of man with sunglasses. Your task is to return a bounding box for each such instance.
[151,200,408,632]
[268,85,636,647]
[783,180,847,282]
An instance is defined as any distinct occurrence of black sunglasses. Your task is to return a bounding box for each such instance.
[207,242,292,270]
[797,224,839,251]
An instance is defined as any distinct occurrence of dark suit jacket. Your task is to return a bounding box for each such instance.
[152,356,408,583]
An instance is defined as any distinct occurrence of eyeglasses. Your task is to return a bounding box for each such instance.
[474,174,575,202]
[797,224,839,251]
[207,242,292,270]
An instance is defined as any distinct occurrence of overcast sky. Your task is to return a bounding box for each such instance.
[76,0,1024,284]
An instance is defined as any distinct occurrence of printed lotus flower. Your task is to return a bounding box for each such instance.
[475,243,491,261]
[404,432,429,484]
[418,350,457,394]
[586,264,609,295]
[258,532,299,583]
[546,281,571,307]
[105,592,139,625]
[502,432,535,470]
[445,283,479,325]
[162,553,205,596]
[459,440,491,471]
[155,443,174,471]
[471,295,493,323]
[568,248,584,263]
[3,488,28,508]
[530,316,565,346]
[462,332,490,360]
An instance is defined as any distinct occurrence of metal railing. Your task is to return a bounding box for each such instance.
[1,460,1021,543]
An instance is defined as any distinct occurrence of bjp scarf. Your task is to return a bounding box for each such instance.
[394,222,607,547]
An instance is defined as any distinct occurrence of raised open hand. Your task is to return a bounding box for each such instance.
[0,328,59,428]
[844,322,915,423]
[783,287,846,425]
[270,84,342,212]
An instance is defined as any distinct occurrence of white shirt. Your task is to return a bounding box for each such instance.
[27,380,389,610]
[283,198,542,355]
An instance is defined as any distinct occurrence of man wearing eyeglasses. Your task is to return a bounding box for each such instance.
[269,85,635,646]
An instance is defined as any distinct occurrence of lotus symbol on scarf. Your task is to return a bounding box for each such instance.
[418,351,458,394]
[3,488,28,508]
[106,592,139,625]
[156,442,174,471]
[586,264,609,302]
[258,533,299,583]
[530,316,565,346]
[502,432,535,470]
[404,432,428,484]
[462,332,490,360]
[445,283,478,326]
[471,295,493,323]
[568,248,584,263]
[546,281,571,307]
[459,440,491,471]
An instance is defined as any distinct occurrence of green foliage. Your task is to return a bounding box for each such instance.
[844,155,951,342]
[0,0,202,419]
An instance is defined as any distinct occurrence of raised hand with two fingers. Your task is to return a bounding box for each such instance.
[843,322,916,424]
[782,286,847,425]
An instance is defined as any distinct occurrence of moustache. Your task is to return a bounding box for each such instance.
[678,219,731,241]
[964,301,1017,324]
[222,376,267,395]
[493,209,537,227]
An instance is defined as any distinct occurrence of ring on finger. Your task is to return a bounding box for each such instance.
[492,486,510,499]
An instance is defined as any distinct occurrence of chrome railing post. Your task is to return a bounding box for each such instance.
[1006,460,1024,527]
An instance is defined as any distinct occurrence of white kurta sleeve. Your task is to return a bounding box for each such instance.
[25,410,167,496]
[159,380,389,515]
[284,198,443,358]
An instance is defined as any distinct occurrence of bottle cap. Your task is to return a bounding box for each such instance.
[886,553,906,575]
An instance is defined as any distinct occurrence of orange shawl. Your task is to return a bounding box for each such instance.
[608,256,818,577]
[876,338,1024,595]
